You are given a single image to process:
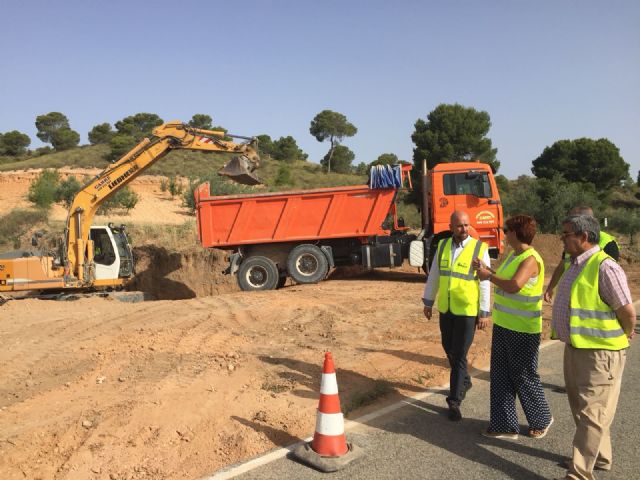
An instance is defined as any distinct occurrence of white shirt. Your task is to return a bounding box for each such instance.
[422,235,491,317]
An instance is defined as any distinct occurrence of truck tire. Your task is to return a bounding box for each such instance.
[237,256,279,291]
[287,244,328,284]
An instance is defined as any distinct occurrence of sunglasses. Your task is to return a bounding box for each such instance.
[503,227,510,233]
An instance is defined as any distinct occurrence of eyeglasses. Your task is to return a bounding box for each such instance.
[560,231,579,239]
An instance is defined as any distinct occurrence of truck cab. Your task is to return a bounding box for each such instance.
[410,161,504,272]
[428,162,503,257]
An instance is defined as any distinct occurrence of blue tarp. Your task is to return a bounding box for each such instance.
[369,164,402,189]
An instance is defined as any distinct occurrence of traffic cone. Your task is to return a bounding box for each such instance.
[311,351,348,456]
[291,352,363,472]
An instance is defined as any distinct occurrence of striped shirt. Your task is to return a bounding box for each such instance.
[551,245,632,344]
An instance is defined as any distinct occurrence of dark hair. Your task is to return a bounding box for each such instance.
[505,215,537,244]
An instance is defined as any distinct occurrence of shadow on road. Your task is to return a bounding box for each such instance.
[245,353,564,479]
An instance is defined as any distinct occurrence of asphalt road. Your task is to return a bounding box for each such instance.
[213,332,640,480]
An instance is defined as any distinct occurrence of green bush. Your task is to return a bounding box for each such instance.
[56,176,83,207]
[27,170,61,209]
[183,174,253,212]
[0,209,49,249]
[274,164,292,186]
[168,176,183,197]
[97,186,139,214]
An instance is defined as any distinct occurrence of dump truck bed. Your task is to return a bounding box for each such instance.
[194,183,397,248]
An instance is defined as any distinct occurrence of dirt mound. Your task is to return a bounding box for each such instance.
[532,233,563,268]
[129,246,238,299]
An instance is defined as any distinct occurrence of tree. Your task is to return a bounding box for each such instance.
[256,134,274,158]
[51,128,80,151]
[354,162,368,176]
[609,208,640,245]
[28,170,61,209]
[108,134,137,161]
[637,170,640,187]
[500,174,601,233]
[35,112,70,144]
[188,114,213,130]
[494,174,510,195]
[55,176,82,207]
[373,153,399,165]
[531,138,628,193]
[272,136,307,163]
[411,103,499,172]
[114,113,163,142]
[0,130,31,155]
[88,123,115,145]
[309,110,357,173]
[369,153,399,172]
[321,145,354,174]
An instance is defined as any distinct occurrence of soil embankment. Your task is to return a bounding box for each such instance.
[1,169,638,479]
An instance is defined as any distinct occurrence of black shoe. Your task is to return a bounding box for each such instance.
[448,404,462,421]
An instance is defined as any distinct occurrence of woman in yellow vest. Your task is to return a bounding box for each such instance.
[473,215,553,439]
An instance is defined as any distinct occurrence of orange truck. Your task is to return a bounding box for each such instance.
[195,161,503,291]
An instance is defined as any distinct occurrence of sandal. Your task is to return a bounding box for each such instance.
[529,417,554,438]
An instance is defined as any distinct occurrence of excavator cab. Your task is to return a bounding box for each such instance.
[218,154,262,186]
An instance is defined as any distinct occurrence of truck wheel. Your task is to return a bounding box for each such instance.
[287,244,328,284]
[237,256,279,291]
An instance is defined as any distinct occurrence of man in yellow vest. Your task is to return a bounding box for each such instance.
[422,210,491,421]
[545,206,619,303]
[551,215,635,480]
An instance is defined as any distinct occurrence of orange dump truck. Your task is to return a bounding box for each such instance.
[195,162,503,291]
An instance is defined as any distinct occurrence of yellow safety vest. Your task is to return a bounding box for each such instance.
[493,248,544,334]
[569,250,629,350]
[436,237,487,316]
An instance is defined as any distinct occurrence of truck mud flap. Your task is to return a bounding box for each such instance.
[224,253,242,275]
[320,246,335,269]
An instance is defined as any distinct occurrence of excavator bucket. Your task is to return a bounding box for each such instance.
[218,155,262,185]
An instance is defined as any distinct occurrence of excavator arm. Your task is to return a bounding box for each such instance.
[64,121,261,284]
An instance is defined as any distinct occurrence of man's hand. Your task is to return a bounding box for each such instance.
[423,306,433,321]
[477,316,490,331]
[544,289,554,303]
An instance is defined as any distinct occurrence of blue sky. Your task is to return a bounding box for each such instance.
[1,0,638,180]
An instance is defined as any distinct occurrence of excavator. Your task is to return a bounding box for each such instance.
[0,121,261,296]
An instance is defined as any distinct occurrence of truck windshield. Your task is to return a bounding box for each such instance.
[443,172,492,198]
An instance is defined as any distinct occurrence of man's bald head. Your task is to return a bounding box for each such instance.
[450,210,471,243]
[451,210,469,224]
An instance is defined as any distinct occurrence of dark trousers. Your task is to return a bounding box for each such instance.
[489,324,551,432]
[439,311,476,406]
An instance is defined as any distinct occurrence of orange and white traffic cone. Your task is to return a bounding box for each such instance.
[291,352,363,472]
[311,351,348,456]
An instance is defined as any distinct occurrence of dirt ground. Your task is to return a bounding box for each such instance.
[0,168,189,225]
[1,171,639,480]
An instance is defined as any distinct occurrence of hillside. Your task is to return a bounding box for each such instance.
[0,144,368,190]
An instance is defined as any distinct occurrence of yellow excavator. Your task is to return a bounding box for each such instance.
[0,121,261,295]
